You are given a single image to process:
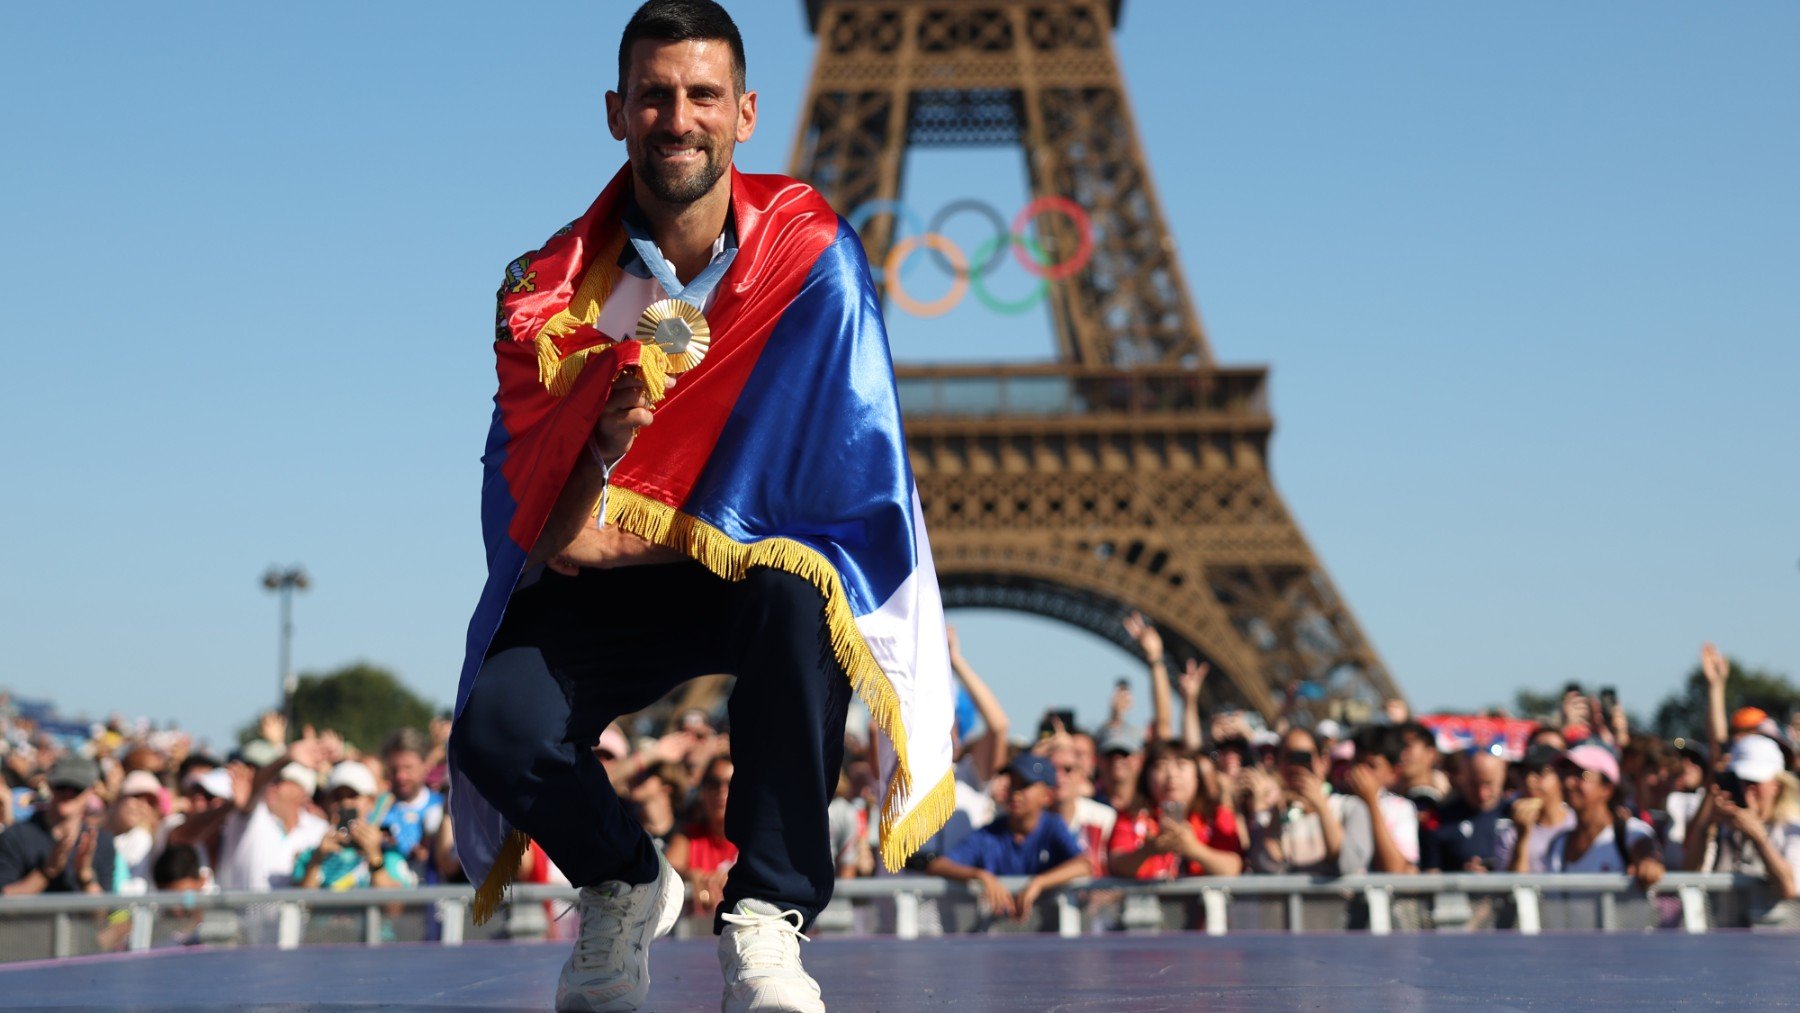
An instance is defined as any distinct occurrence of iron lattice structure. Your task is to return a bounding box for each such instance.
[790,0,1399,720]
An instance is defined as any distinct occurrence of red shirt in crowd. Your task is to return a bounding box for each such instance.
[683,823,738,875]
[1107,804,1242,879]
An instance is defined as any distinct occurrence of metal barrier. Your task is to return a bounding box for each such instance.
[0,872,1787,962]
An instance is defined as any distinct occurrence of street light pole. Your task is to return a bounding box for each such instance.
[261,566,310,727]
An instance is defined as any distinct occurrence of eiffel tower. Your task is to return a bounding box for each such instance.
[787,0,1399,720]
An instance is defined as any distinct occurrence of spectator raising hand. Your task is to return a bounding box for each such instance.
[1122,612,1173,742]
[1701,642,1730,749]
[946,625,1010,783]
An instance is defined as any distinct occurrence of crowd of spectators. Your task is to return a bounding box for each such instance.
[4,625,1799,941]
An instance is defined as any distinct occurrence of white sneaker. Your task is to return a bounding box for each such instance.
[554,851,684,1012]
[718,899,825,1013]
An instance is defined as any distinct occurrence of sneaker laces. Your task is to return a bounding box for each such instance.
[721,905,810,972]
[570,884,635,969]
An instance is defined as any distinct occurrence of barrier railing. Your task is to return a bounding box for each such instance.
[0,872,1786,962]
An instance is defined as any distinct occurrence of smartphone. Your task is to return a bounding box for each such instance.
[1114,679,1130,691]
[1599,686,1618,711]
[1160,799,1185,821]
[1562,681,1583,698]
[1284,749,1315,769]
[1719,770,1749,808]
[335,805,358,833]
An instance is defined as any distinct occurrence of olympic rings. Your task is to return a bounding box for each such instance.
[925,199,1011,279]
[1011,196,1093,282]
[846,199,924,253]
[845,195,1096,317]
[968,232,1047,316]
[884,234,968,318]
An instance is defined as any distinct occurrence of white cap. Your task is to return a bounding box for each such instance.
[120,770,163,798]
[1314,719,1344,741]
[277,763,318,797]
[191,767,235,800]
[1730,734,1785,784]
[324,761,378,798]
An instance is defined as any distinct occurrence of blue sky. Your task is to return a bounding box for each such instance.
[3,3,1795,749]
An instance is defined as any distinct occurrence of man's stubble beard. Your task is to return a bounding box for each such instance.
[634,131,732,206]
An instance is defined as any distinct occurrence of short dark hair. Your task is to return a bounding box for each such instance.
[381,727,428,760]
[1353,725,1405,767]
[618,0,747,96]
[153,843,204,889]
[1396,720,1434,749]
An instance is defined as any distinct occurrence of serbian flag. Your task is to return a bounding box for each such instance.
[450,165,956,920]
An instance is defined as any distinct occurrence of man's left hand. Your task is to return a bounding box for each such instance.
[547,526,685,575]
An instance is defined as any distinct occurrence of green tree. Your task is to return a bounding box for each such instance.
[1512,688,1562,723]
[1652,657,1800,742]
[240,663,436,753]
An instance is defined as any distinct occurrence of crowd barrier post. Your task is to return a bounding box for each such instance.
[893,889,920,941]
[1055,891,1080,938]
[437,897,467,945]
[1364,885,1393,936]
[1200,887,1228,936]
[1511,885,1542,935]
[276,902,304,950]
[1678,885,1708,934]
[128,903,154,952]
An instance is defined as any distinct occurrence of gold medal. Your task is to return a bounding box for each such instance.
[634,298,711,373]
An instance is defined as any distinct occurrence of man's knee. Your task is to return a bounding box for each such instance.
[451,648,567,787]
[740,567,828,630]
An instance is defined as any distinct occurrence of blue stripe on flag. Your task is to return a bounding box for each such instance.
[682,221,916,617]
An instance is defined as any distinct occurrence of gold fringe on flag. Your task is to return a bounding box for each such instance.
[532,234,626,397]
[470,827,530,925]
[601,486,938,870]
[879,768,957,872]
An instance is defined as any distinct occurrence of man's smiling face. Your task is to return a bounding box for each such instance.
[607,37,756,207]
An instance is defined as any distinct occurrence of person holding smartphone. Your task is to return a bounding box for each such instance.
[293,762,414,891]
[1686,734,1800,901]
[0,755,114,895]
[1243,727,1347,876]
[1107,741,1243,879]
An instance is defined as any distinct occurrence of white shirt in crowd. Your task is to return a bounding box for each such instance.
[1710,819,1800,879]
[216,802,328,892]
[113,826,157,896]
[1661,789,1705,867]
[1330,791,1420,874]
[1544,817,1655,874]
[1069,795,1118,846]
[1494,807,1577,873]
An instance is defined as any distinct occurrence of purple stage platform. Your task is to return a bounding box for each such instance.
[2,933,1792,1009]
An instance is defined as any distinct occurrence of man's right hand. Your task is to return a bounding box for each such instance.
[593,373,659,462]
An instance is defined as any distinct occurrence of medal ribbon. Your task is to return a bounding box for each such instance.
[623,216,739,308]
